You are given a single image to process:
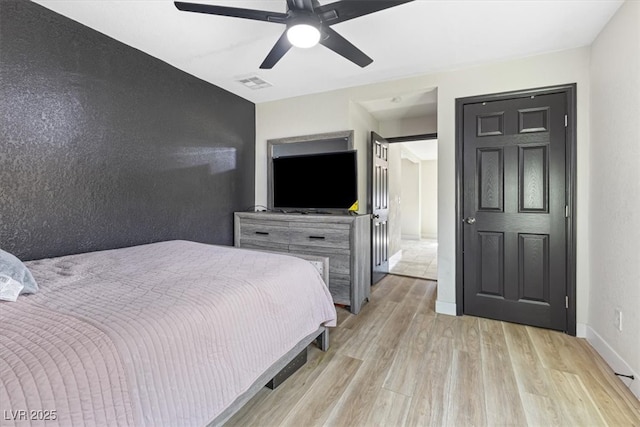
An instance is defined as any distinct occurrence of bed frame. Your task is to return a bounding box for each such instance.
[207,327,329,426]
[205,250,332,425]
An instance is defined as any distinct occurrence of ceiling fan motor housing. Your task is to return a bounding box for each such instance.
[287,9,321,28]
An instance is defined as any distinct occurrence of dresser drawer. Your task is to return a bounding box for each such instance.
[329,276,351,306]
[238,220,290,245]
[291,246,350,276]
[234,212,370,315]
[327,254,350,276]
[289,223,350,249]
[238,240,289,252]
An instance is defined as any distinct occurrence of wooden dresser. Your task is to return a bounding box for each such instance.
[234,212,371,314]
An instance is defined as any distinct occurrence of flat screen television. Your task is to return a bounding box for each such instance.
[272,150,358,211]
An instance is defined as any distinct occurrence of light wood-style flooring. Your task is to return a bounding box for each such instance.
[227,275,640,426]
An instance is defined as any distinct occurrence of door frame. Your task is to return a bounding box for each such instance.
[387,132,438,144]
[454,84,577,335]
[368,132,439,283]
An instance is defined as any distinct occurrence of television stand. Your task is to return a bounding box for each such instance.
[234,211,371,314]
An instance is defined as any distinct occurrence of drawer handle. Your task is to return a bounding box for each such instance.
[255,231,270,235]
[309,235,326,240]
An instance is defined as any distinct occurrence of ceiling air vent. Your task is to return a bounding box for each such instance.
[236,75,272,90]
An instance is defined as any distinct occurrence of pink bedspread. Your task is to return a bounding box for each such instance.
[1,241,336,426]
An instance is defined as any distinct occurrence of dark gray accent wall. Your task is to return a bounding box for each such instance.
[0,0,256,260]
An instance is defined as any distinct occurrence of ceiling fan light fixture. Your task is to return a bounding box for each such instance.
[287,23,321,48]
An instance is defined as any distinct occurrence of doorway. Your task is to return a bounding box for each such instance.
[369,131,438,284]
[361,89,438,285]
[388,135,438,281]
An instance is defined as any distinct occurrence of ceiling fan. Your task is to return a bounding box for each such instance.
[174,0,414,69]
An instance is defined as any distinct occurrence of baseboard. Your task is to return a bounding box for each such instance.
[401,234,421,241]
[435,300,457,316]
[584,325,640,399]
[388,250,402,271]
[421,233,438,240]
[576,322,588,338]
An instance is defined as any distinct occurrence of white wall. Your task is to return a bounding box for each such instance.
[380,114,437,137]
[254,92,379,215]
[588,0,640,397]
[256,46,591,324]
[401,158,421,239]
[255,91,351,211]
[420,159,438,239]
[348,101,380,214]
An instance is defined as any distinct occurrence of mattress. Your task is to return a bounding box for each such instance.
[0,240,337,426]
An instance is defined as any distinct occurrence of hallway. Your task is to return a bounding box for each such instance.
[389,238,437,281]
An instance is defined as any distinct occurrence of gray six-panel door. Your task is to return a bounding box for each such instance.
[371,132,390,285]
[463,93,567,331]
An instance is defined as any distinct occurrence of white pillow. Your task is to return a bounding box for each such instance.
[0,248,39,295]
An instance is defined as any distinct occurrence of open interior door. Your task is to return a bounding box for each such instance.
[371,132,390,284]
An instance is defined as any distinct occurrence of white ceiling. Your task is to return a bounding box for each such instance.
[359,88,437,121]
[400,139,438,161]
[32,0,622,105]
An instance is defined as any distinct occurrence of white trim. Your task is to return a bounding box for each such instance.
[584,325,640,399]
[388,250,402,271]
[435,300,457,316]
[576,322,588,338]
[401,234,421,241]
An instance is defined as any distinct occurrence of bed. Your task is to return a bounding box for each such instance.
[0,240,337,426]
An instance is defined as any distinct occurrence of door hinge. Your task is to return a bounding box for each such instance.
[565,205,569,218]
[566,296,569,309]
[565,115,568,127]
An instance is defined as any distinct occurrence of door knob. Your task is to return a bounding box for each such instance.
[464,217,476,224]
[372,214,380,219]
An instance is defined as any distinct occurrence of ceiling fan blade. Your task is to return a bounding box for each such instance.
[316,0,414,25]
[260,31,293,69]
[320,26,372,67]
[174,2,287,24]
